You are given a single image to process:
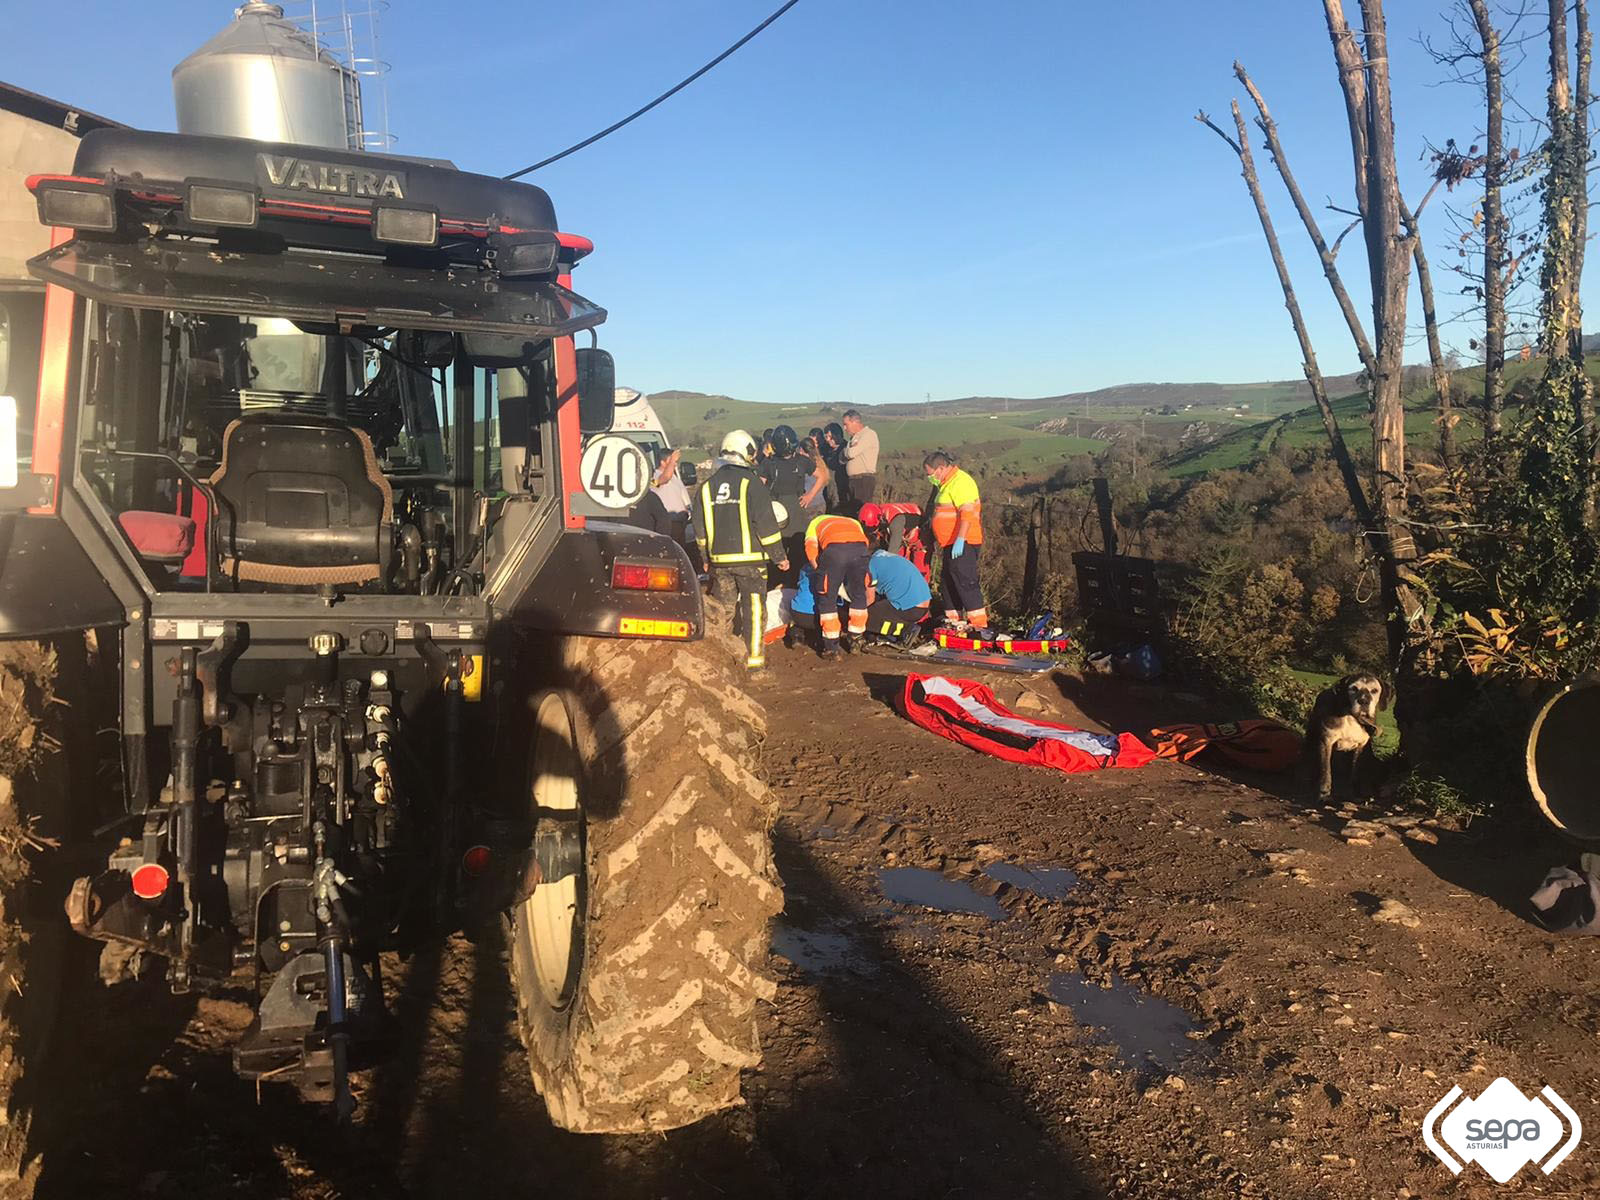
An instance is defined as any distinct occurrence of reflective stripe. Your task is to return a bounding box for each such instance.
[737,478,752,556]
[710,551,768,564]
[700,481,716,547]
[746,591,764,666]
[759,530,784,546]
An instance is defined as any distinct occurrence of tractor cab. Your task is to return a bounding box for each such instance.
[23,129,609,603]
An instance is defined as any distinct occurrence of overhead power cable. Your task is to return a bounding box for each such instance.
[503,0,802,180]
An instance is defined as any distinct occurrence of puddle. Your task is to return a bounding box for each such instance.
[771,924,874,975]
[1047,972,1211,1075]
[878,867,1006,920]
[983,862,1078,900]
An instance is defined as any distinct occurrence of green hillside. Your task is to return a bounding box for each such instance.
[1160,355,1590,479]
[648,391,1105,468]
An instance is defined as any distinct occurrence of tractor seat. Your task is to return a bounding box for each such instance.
[119,510,197,567]
[208,413,393,590]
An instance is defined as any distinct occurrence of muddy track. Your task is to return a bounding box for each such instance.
[15,645,1600,1197]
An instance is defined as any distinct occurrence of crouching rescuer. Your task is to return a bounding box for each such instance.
[924,450,987,628]
[696,430,790,669]
[804,514,872,658]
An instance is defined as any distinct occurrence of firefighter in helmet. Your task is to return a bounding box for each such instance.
[694,430,789,671]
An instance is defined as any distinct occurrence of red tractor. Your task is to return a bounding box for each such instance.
[0,7,780,1140]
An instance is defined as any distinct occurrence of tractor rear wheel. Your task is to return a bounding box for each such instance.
[508,607,781,1133]
[0,636,90,1193]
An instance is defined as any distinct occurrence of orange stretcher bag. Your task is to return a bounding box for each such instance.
[1144,720,1303,773]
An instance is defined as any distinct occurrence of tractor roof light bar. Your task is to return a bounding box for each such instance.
[25,172,594,271]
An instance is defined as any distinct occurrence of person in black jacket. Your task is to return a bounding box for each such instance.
[759,425,808,586]
[693,430,789,671]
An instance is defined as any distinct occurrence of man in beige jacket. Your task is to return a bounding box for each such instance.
[839,408,879,517]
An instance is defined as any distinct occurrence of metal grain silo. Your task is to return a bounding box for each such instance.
[172,1,359,149]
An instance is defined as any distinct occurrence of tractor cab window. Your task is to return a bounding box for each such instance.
[71,299,558,596]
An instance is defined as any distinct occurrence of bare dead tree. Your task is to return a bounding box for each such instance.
[1237,58,1457,467]
[1324,0,1424,669]
[1407,198,1459,466]
[1575,0,1592,469]
[1234,63,1377,380]
[1547,0,1579,356]
[1468,0,1510,437]
[1195,104,1377,533]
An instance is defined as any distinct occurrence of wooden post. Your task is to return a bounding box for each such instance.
[1092,477,1118,561]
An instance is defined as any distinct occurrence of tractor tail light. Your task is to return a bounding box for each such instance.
[612,562,681,591]
[130,863,169,900]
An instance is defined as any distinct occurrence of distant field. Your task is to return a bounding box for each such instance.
[649,392,1106,465]
[1159,355,1600,480]
[1166,390,1465,478]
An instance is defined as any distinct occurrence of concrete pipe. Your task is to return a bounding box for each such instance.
[1526,674,1600,840]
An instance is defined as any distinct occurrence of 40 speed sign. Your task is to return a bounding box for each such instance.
[579,435,651,508]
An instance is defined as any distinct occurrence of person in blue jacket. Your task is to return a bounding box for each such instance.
[864,549,931,644]
[784,563,821,649]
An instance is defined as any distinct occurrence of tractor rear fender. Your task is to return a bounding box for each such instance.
[494,523,703,640]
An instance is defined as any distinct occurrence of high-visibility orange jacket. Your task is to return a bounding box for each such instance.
[804,513,868,566]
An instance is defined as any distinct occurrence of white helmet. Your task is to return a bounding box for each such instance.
[771,500,789,527]
[719,429,758,466]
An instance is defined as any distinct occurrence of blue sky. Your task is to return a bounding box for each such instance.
[2,1,1587,404]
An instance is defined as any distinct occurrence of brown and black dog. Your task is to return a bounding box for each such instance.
[1302,672,1387,799]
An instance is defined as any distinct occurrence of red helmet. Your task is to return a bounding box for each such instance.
[858,502,883,528]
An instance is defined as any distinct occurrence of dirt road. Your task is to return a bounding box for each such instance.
[21,647,1600,1198]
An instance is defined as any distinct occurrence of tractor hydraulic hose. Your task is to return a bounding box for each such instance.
[171,648,201,983]
[321,932,354,1122]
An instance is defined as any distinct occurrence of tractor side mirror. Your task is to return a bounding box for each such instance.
[575,347,615,435]
[415,330,457,368]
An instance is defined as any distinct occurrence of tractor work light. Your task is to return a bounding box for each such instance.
[185,180,259,228]
[494,232,560,277]
[612,562,681,592]
[374,204,439,247]
[35,180,116,232]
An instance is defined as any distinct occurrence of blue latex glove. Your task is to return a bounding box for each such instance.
[952,537,967,558]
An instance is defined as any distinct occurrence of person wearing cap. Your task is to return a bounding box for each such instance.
[864,548,932,644]
[923,450,987,628]
[693,431,789,671]
[838,409,880,517]
[803,513,871,659]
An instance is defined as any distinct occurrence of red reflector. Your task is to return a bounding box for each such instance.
[130,863,169,900]
[462,845,492,877]
[612,562,681,591]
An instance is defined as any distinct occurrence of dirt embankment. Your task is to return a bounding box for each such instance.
[13,643,1600,1198]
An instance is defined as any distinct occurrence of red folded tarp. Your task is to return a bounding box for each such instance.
[900,674,1157,773]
